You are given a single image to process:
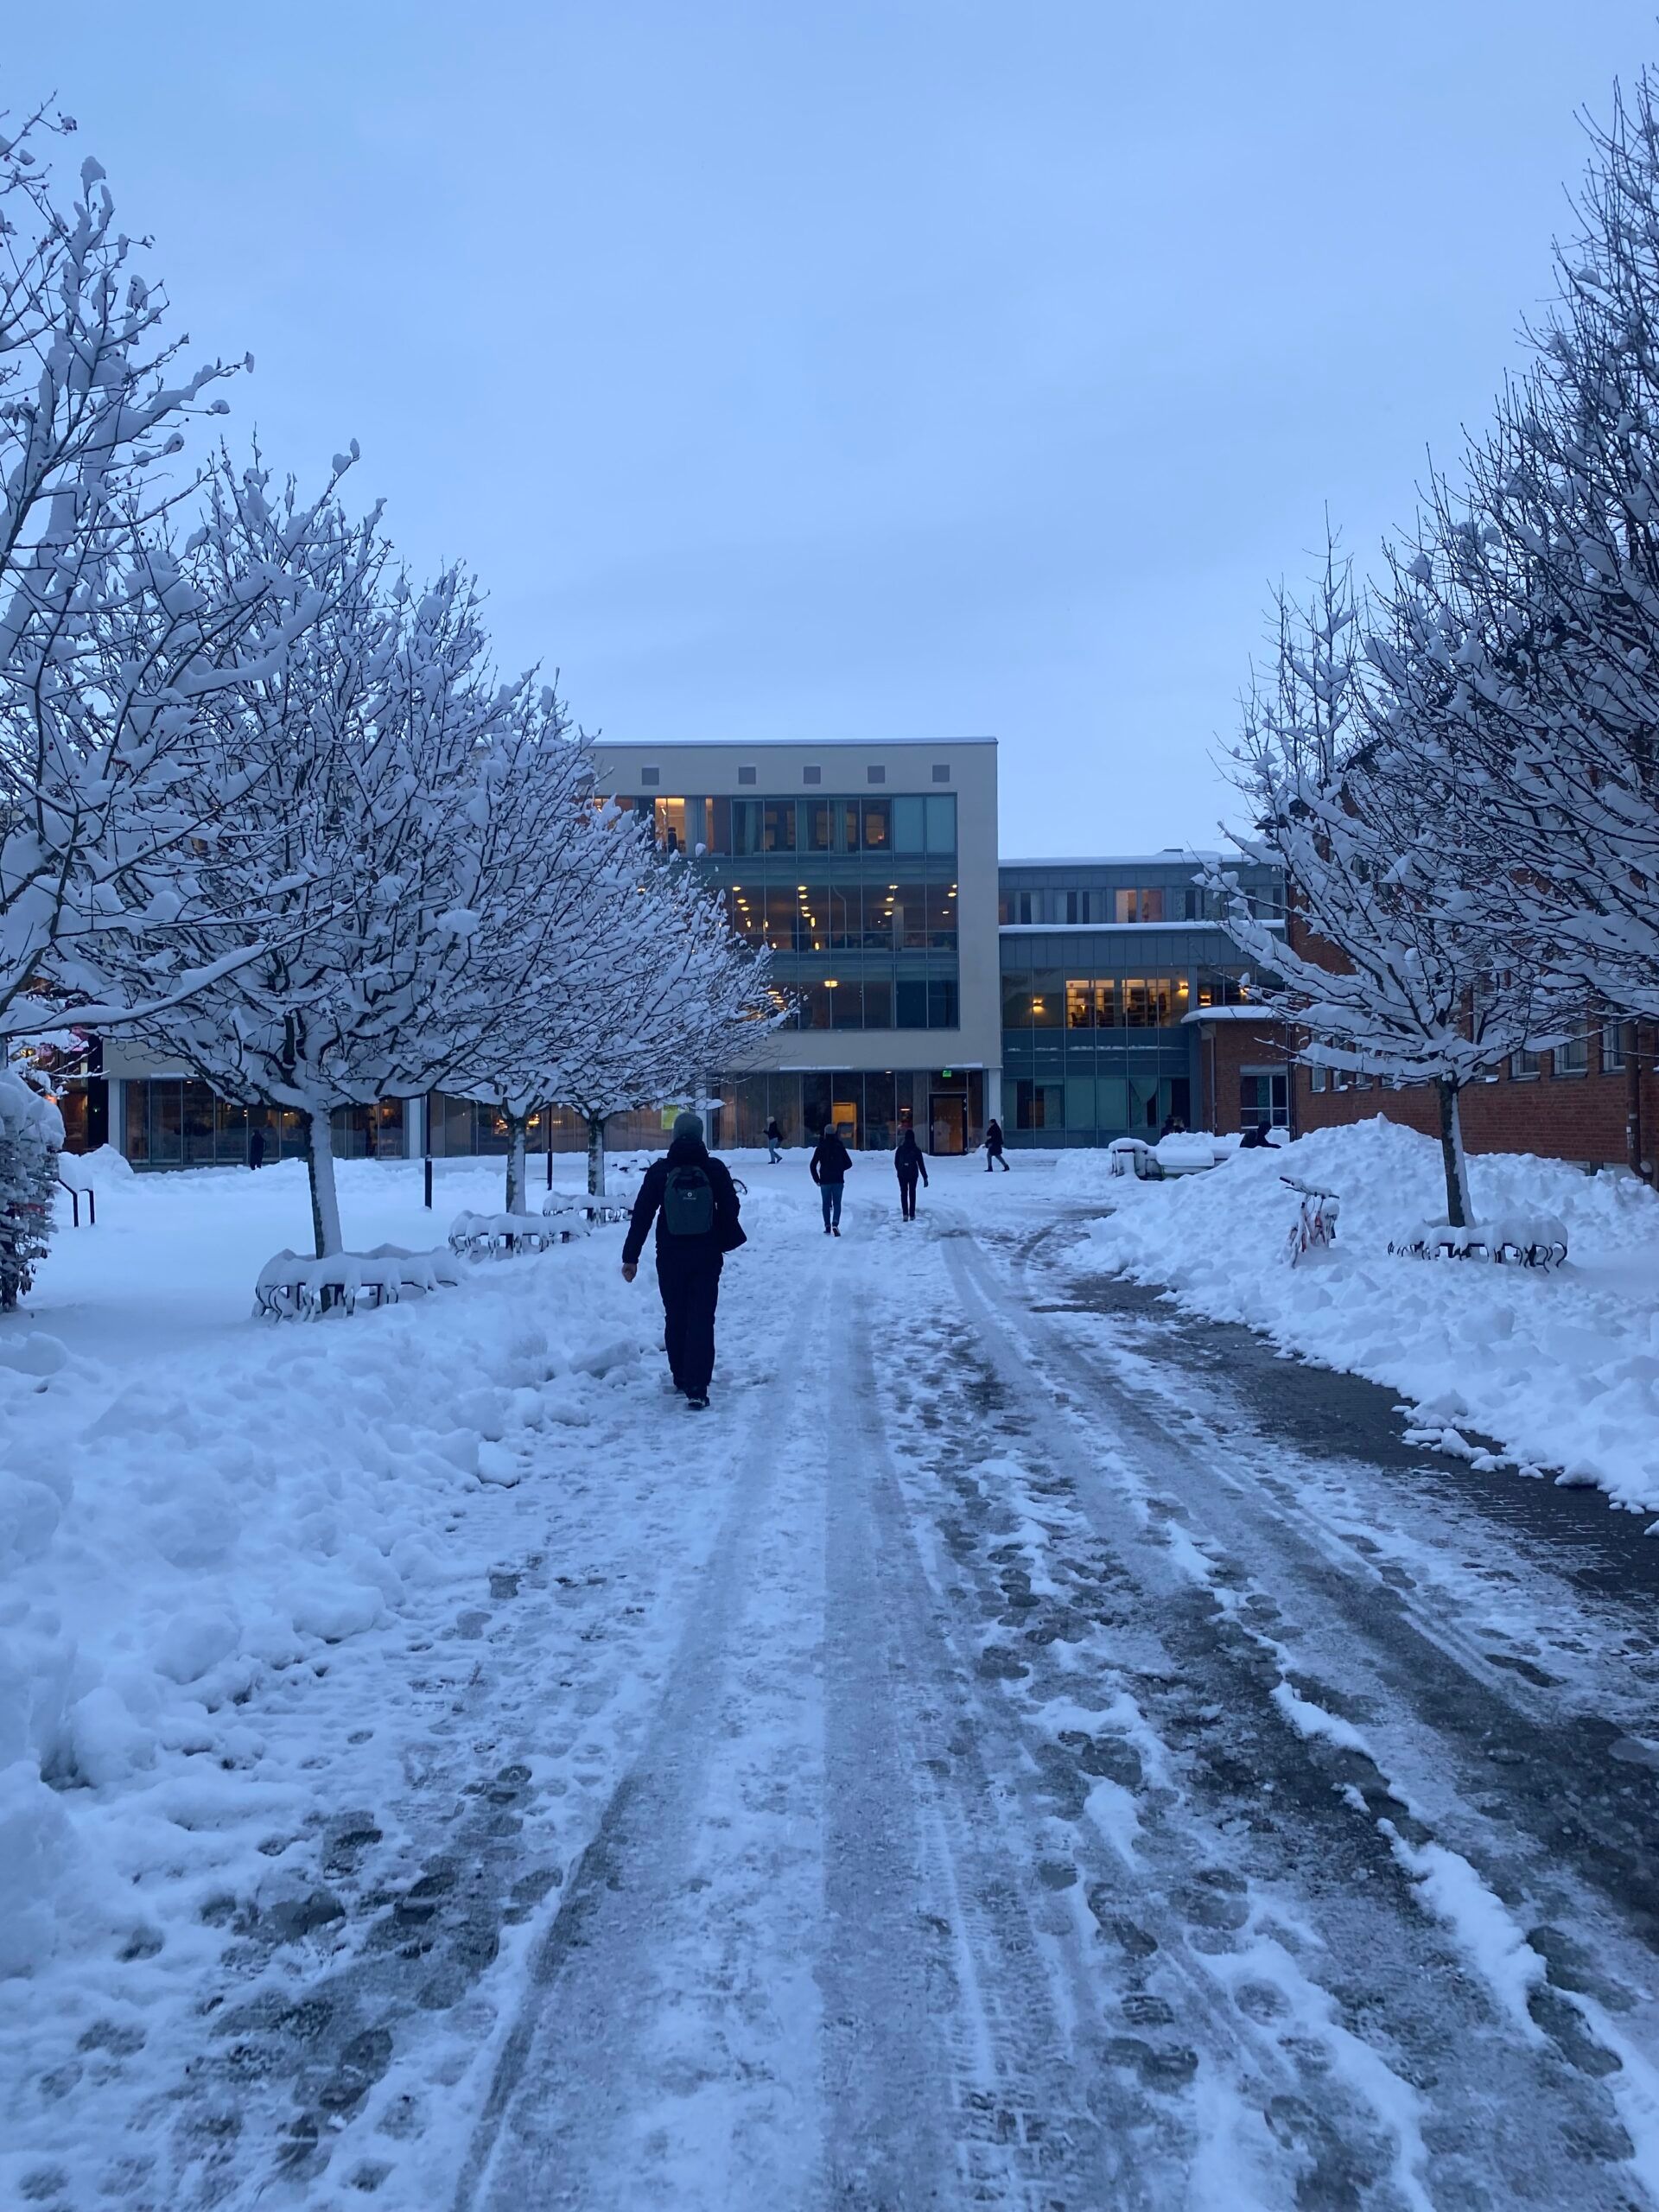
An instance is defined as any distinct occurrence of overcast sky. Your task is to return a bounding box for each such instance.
[9,3,1659,855]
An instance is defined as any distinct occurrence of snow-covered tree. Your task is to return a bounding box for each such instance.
[425,704,621,1215]
[0,1060,60,1310]
[0,116,330,1044]
[1376,72,1659,1030]
[554,825,781,1197]
[1212,540,1561,1227]
[104,476,543,1256]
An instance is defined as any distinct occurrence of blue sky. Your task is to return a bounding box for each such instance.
[8,3,1658,854]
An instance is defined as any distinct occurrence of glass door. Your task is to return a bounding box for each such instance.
[929,1095,967,1154]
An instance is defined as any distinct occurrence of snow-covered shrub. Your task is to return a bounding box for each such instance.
[0,1071,62,1312]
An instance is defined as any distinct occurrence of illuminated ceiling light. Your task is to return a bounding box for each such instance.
[824,978,839,988]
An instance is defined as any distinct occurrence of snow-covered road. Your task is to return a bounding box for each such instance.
[9,1153,1659,2209]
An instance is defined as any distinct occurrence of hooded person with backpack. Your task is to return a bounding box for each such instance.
[893,1128,928,1221]
[809,1123,853,1235]
[620,1111,745,1410]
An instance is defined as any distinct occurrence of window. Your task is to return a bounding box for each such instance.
[893,796,926,853]
[1001,970,1033,1028]
[1510,1050,1541,1079]
[1310,1065,1328,1093]
[738,766,757,785]
[862,799,891,851]
[1015,1079,1063,1131]
[897,978,927,1028]
[640,766,660,787]
[867,765,887,784]
[1006,889,1039,925]
[1029,970,1062,1027]
[1197,967,1249,1008]
[653,798,688,854]
[927,976,958,1028]
[706,797,732,855]
[1554,1035,1588,1077]
[807,801,836,851]
[932,763,950,782]
[925,793,956,851]
[1240,1071,1289,1130]
[1096,1076,1128,1131]
[1065,978,1094,1028]
[803,766,822,785]
[1602,1020,1628,1073]
[863,978,893,1028]
[762,801,797,853]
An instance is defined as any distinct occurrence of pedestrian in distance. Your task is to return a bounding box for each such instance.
[620,1111,746,1411]
[984,1117,1010,1172]
[810,1122,853,1235]
[247,1123,266,1171]
[766,1116,783,1165]
[893,1128,928,1221]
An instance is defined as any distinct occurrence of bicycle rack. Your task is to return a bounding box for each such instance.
[56,1176,95,1228]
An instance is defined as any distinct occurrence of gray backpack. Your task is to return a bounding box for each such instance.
[662,1164,715,1238]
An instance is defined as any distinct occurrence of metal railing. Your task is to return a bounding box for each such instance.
[56,1175,96,1228]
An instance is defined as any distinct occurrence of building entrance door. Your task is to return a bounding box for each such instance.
[929,1095,967,1154]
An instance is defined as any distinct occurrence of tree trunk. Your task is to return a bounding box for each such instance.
[1436,1076,1473,1228]
[1625,1020,1645,1182]
[586,1113,607,1198]
[505,1109,529,1215]
[305,1106,344,1258]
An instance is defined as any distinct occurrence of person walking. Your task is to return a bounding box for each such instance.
[247,1122,266,1172]
[809,1122,853,1235]
[984,1116,1010,1171]
[620,1111,745,1411]
[765,1116,783,1165]
[893,1128,928,1221]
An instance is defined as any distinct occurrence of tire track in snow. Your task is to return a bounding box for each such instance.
[453,1252,830,2212]
[933,1217,1656,2206]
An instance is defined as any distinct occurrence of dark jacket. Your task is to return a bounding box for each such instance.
[766,1120,782,1141]
[809,1134,853,1184]
[985,1120,1006,1154]
[622,1135,746,1265]
[893,1133,928,1184]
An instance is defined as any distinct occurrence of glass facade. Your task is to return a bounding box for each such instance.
[599,789,962,1033]
[997,855,1282,1143]
[121,1083,405,1168]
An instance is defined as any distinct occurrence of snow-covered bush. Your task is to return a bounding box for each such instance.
[0,1070,61,1311]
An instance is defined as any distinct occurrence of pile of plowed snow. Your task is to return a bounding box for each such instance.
[1084,1116,1659,1516]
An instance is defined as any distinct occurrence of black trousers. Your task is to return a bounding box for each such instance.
[656,1250,722,1395]
[897,1171,921,1219]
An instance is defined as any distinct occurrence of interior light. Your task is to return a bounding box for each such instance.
[825,979,839,988]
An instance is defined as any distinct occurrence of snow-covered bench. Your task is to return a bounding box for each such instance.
[1109,1135,1226,1181]
[448,1209,570,1258]
[1388,1215,1568,1269]
[543,1193,629,1228]
[254,1243,461,1319]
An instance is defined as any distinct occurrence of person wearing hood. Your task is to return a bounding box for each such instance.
[893,1127,928,1221]
[809,1123,853,1235]
[984,1116,1009,1171]
[620,1111,746,1410]
[765,1116,783,1164]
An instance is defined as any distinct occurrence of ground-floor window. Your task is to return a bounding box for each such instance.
[1007,1068,1190,1141]
[714,1069,982,1154]
[121,1083,406,1168]
[1239,1069,1290,1130]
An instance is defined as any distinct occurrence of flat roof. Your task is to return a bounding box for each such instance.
[999,851,1259,868]
[595,735,997,749]
[1000,918,1282,937]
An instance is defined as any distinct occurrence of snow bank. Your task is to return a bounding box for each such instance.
[1084,1116,1659,1514]
[0,1157,650,1988]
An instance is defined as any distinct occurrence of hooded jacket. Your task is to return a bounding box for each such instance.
[622,1133,746,1265]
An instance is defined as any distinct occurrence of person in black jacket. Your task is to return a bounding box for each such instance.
[984,1117,1009,1171]
[809,1124,853,1235]
[620,1112,745,1409]
[765,1116,783,1165]
[893,1128,928,1221]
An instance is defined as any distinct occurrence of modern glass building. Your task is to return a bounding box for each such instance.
[588,737,1002,1153]
[63,752,1292,1166]
[998,854,1285,1146]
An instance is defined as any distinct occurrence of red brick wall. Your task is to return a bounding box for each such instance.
[1278,907,1657,1173]
[1294,1028,1657,1172]
[1193,1016,1298,1135]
